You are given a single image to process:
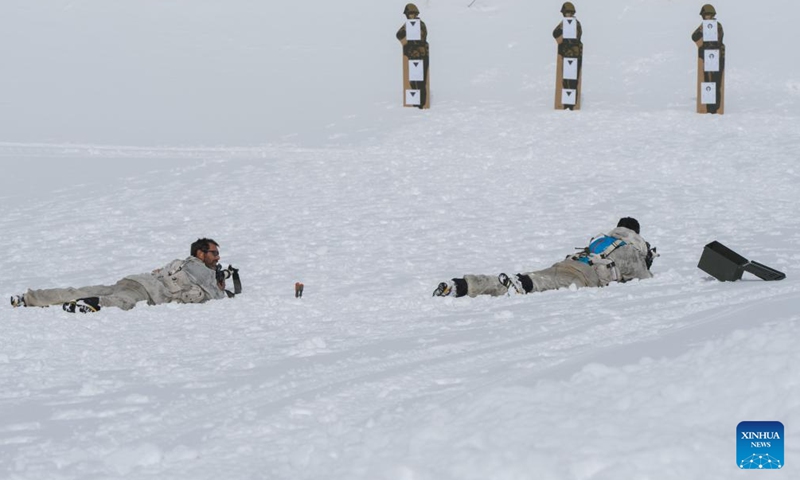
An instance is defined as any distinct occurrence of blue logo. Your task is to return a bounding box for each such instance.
[737,421,784,469]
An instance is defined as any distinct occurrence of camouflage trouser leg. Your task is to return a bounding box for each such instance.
[458,259,601,298]
[24,279,151,311]
[522,260,600,293]
[462,274,508,297]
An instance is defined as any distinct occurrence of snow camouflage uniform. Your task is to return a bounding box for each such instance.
[23,256,226,310]
[441,225,653,298]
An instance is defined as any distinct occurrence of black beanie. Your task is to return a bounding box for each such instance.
[617,217,640,234]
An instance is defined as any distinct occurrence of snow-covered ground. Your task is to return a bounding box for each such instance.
[2,1,799,479]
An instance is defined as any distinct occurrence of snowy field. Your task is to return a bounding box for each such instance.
[2,1,799,479]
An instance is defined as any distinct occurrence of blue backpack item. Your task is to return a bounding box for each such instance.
[575,235,626,264]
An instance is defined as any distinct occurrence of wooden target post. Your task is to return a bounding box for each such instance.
[553,3,583,110]
[692,5,725,114]
[397,4,430,109]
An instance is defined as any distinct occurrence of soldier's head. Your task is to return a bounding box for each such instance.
[191,238,221,269]
[699,4,716,18]
[404,3,420,18]
[617,217,641,235]
[561,2,576,16]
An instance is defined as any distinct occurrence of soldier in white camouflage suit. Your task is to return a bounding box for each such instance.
[433,218,656,298]
[10,238,228,313]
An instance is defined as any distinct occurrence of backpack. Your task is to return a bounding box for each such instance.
[572,235,627,285]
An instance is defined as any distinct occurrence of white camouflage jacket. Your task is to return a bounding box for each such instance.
[125,256,226,305]
[601,226,653,284]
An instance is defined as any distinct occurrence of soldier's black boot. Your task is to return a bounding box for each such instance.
[10,294,26,308]
[432,282,453,297]
[63,297,101,313]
